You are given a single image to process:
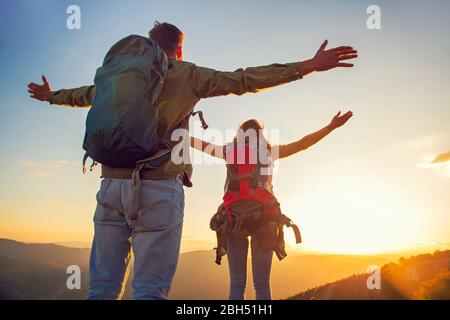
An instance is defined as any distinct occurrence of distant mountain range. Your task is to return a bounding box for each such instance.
[1,238,447,300]
[0,239,89,300]
[288,250,450,300]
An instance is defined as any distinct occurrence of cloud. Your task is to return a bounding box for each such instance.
[401,135,442,151]
[430,151,450,164]
[417,150,450,178]
[54,160,76,168]
[23,160,37,168]
[398,135,450,178]
[22,159,77,179]
[23,160,53,179]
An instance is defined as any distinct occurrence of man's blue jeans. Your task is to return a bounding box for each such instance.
[227,233,273,300]
[87,177,184,300]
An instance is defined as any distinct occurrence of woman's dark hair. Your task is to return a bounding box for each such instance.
[239,119,264,132]
[235,119,271,152]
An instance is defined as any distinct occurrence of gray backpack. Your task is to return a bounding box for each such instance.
[83,35,170,170]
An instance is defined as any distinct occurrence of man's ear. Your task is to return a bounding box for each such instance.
[177,45,183,61]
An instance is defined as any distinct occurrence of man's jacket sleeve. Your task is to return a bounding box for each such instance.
[190,62,303,99]
[49,85,96,108]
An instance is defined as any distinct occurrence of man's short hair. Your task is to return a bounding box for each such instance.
[149,21,184,55]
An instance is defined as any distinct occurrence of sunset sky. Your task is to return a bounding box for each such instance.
[0,0,449,254]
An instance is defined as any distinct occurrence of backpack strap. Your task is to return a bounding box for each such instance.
[287,222,302,244]
[129,144,173,224]
[278,213,302,244]
[82,152,98,174]
[114,108,207,226]
[210,204,229,265]
[272,213,302,261]
[229,173,254,182]
[192,111,208,129]
[289,223,302,244]
[275,224,287,260]
[82,153,89,174]
[215,235,227,265]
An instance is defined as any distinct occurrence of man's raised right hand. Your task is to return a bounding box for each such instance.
[28,75,52,102]
[300,40,358,76]
[311,40,358,71]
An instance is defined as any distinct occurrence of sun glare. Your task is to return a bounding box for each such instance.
[282,176,424,255]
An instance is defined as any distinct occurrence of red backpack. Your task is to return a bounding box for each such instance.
[210,144,301,264]
[223,144,279,221]
[210,143,302,265]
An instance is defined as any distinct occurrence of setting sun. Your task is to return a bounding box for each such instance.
[281,175,424,255]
